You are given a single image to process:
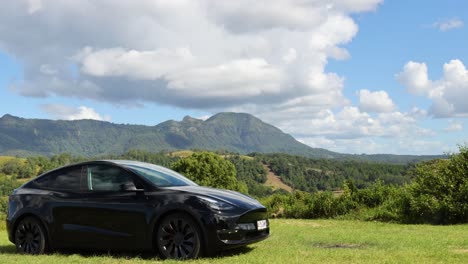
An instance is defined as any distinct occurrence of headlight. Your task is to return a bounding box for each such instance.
[197,196,235,211]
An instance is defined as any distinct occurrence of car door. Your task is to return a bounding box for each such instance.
[44,165,90,247]
[78,163,150,249]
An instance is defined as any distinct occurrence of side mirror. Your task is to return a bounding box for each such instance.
[120,183,144,192]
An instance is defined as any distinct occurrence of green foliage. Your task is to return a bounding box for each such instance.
[261,189,359,219]
[0,145,465,225]
[171,152,244,192]
[0,175,21,196]
[106,149,178,167]
[226,155,273,197]
[252,153,411,192]
[227,155,267,183]
[0,174,22,214]
[400,145,468,224]
[0,196,7,215]
[1,158,22,175]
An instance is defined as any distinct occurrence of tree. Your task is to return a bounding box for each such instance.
[1,159,22,175]
[171,152,243,192]
[405,145,468,224]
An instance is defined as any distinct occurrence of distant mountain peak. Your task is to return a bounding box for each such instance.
[182,115,202,123]
[1,114,18,119]
[207,112,258,121]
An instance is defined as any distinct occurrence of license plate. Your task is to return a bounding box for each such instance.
[257,220,267,230]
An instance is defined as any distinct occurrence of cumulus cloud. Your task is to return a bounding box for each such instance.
[40,104,111,121]
[358,89,396,113]
[75,47,195,80]
[444,120,463,132]
[396,61,431,96]
[432,18,464,32]
[264,106,432,140]
[397,59,468,117]
[298,137,387,154]
[1,0,380,110]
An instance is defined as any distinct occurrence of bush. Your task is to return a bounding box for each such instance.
[0,196,8,215]
[402,145,468,224]
[171,152,247,192]
[262,190,357,219]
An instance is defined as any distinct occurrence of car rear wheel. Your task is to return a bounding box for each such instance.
[156,213,202,259]
[14,217,47,254]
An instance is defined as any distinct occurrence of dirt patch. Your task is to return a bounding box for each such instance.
[314,243,368,249]
[263,164,293,192]
[453,249,468,254]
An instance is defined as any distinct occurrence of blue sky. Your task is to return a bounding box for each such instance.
[0,0,466,155]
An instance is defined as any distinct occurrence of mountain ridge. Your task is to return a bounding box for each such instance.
[0,113,444,163]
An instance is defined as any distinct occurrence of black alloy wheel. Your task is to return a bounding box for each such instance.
[156,213,201,259]
[14,217,47,254]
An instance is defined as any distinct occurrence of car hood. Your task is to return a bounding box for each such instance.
[165,185,265,210]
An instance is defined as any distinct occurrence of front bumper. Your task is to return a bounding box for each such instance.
[214,208,270,249]
[6,219,14,243]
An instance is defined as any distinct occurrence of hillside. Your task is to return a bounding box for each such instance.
[0,113,335,158]
[0,113,444,163]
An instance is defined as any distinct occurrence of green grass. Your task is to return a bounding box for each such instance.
[0,219,467,263]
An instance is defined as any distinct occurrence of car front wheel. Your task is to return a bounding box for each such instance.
[156,213,202,259]
[14,217,47,254]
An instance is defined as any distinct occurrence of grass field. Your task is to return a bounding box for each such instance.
[0,219,467,263]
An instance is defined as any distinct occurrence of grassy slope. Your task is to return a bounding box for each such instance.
[263,164,293,193]
[0,219,467,263]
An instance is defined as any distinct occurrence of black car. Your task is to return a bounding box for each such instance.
[6,160,269,259]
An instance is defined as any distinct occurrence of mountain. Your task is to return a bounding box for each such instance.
[0,113,444,163]
[0,113,333,157]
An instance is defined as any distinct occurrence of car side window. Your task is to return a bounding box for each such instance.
[86,164,136,191]
[35,166,84,191]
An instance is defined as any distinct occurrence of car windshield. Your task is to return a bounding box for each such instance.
[123,163,197,187]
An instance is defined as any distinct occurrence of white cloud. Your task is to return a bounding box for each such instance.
[282,48,297,64]
[396,61,431,96]
[331,0,383,12]
[27,0,42,14]
[1,0,380,110]
[432,18,464,32]
[395,139,451,155]
[265,106,431,139]
[75,47,195,80]
[397,59,468,117]
[166,58,286,97]
[444,120,463,132]
[408,107,428,119]
[358,89,396,113]
[40,104,111,121]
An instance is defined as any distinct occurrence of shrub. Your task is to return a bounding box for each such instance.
[402,145,468,224]
[0,196,8,215]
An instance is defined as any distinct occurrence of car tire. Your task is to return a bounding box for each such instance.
[156,213,202,259]
[14,216,47,254]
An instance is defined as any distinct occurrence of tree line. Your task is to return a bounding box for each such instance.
[1,146,466,224]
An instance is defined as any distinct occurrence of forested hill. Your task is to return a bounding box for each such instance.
[0,113,333,158]
[0,113,444,163]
